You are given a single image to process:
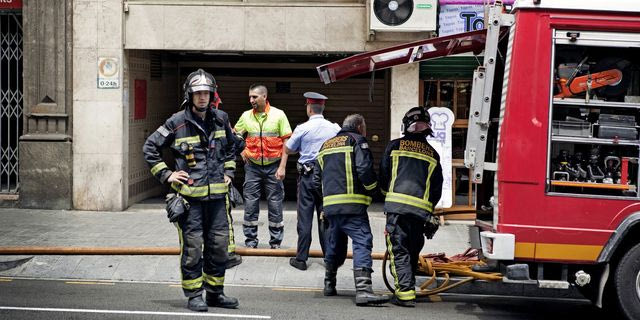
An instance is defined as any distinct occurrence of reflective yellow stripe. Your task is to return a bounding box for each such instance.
[214,130,226,139]
[323,194,372,206]
[386,234,400,291]
[385,192,433,212]
[395,289,416,300]
[248,157,281,166]
[225,196,235,253]
[364,181,377,191]
[203,273,224,286]
[345,150,353,194]
[224,161,236,170]
[317,146,352,157]
[381,189,388,196]
[389,153,400,193]
[171,182,229,197]
[150,162,168,176]
[391,150,435,162]
[182,276,204,290]
[174,136,201,146]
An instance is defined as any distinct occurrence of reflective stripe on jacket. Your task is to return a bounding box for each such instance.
[379,132,443,221]
[143,107,237,200]
[315,128,377,216]
[234,103,292,166]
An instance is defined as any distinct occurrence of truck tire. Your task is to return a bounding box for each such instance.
[615,242,640,320]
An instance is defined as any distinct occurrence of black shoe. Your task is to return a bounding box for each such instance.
[270,244,281,249]
[226,253,242,269]
[187,295,208,312]
[206,292,239,309]
[289,258,307,271]
[391,296,415,308]
[245,242,257,248]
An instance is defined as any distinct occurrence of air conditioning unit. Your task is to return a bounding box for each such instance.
[370,0,437,32]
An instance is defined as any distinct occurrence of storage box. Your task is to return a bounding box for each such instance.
[552,120,592,137]
[599,114,636,127]
[598,125,638,140]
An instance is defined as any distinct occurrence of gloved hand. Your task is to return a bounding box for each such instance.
[423,215,440,239]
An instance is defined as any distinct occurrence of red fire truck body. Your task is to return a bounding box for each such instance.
[317,1,640,318]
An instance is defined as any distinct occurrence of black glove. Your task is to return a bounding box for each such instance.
[423,215,440,240]
[165,193,190,222]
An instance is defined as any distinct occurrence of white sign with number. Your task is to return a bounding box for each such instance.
[426,107,455,209]
[97,57,119,89]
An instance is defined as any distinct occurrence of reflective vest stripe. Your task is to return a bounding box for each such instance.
[317,146,352,157]
[171,182,229,197]
[174,136,201,146]
[385,192,433,212]
[247,132,279,137]
[182,276,203,290]
[150,162,168,175]
[214,130,226,139]
[203,273,224,286]
[345,150,354,194]
[323,194,372,206]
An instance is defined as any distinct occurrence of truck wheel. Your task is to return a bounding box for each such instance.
[615,242,640,320]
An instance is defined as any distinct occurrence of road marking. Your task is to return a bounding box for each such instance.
[65,281,114,285]
[0,279,12,282]
[271,287,322,292]
[0,306,271,319]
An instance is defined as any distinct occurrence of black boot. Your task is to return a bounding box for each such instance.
[391,295,416,307]
[187,295,208,312]
[353,268,390,306]
[206,291,239,309]
[323,263,337,296]
[226,252,243,269]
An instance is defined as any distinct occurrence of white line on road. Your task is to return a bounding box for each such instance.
[0,306,271,319]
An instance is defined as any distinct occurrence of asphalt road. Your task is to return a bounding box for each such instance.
[0,277,601,320]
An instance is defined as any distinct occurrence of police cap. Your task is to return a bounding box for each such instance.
[303,92,328,105]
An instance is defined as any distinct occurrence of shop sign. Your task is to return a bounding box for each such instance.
[97,57,119,89]
[438,0,514,36]
[0,0,22,10]
[427,107,455,209]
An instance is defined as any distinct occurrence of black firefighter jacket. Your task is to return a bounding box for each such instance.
[143,107,237,201]
[314,128,378,216]
[380,132,443,221]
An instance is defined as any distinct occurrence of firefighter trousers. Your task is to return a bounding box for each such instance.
[295,170,327,261]
[385,213,425,301]
[175,198,229,297]
[324,215,373,270]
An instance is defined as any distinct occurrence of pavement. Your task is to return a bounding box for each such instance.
[0,200,472,292]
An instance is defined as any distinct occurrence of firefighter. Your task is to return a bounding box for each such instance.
[143,69,239,311]
[315,114,390,306]
[380,106,443,307]
[284,92,340,271]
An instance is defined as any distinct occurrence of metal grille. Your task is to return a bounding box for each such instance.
[0,13,22,194]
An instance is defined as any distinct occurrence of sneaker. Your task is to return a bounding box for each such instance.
[226,253,242,269]
[187,295,208,312]
[270,244,281,249]
[289,258,307,271]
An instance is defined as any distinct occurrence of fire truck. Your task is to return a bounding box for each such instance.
[316,1,640,318]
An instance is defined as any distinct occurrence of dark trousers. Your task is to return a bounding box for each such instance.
[243,161,284,246]
[295,171,327,261]
[324,215,374,270]
[385,213,424,301]
[176,198,228,297]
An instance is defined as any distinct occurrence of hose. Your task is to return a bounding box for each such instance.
[382,250,502,297]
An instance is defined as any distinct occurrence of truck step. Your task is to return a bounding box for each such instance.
[538,280,570,289]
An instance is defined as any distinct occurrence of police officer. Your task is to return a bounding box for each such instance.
[143,69,239,311]
[284,92,340,271]
[380,107,443,307]
[315,114,390,306]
